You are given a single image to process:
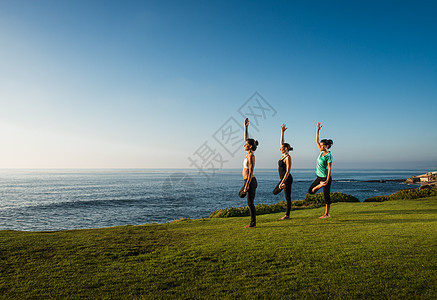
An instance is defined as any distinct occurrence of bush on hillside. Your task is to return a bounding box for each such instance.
[363,195,389,202]
[209,202,287,218]
[303,192,359,206]
[364,187,437,202]
[210,192,358,218]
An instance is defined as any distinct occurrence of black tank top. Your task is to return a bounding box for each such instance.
[278,156,288,179]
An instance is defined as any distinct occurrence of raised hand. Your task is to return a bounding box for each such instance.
[245,118,249,127]
[317,122,323,131]
[281,123,287,132]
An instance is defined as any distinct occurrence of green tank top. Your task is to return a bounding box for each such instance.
[316,151,332,177]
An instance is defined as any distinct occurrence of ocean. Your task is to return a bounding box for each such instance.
[0,169,425,231]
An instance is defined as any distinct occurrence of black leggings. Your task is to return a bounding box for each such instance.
[273,176,293,216]
[308,176,332,205]
[239,177,257,226]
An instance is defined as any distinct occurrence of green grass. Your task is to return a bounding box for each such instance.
[1,197,437,299]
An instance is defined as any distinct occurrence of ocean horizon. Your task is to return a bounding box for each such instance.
[0,168,429,231]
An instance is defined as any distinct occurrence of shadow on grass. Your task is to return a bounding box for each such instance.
[346,209,437,215]
[254,208,437,228]
[335,218,437,225]
[256,217,437,229]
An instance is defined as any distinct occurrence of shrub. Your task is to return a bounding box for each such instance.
[209,202,286,218]
[364,187,437,202]
[363,196,389,202]
[209,207,250,218]
[210,192,358,218]
[304,192,359,206]
[394,188,437,199]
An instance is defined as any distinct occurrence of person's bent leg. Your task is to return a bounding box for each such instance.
[311,176,327,194]
[239,180,247,198]
[308,177,323,194]
[308,177,320,194]
[272,182,282,195]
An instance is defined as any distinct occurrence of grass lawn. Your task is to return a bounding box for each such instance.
[1,197,436,299]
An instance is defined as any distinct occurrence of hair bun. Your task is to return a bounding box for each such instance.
[255,140,259,146]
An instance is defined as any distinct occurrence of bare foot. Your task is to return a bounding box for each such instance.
[244,224,256,228]
[280,215,290,220]
[319,215,330,219]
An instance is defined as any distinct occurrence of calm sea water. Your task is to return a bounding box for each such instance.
[0,169,425,231]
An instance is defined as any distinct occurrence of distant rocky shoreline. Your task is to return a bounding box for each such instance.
[364,171,437,189]
[364,179,405,183]
[405,171,437,189]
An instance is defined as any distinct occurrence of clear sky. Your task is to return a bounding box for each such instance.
[0,0,436,170]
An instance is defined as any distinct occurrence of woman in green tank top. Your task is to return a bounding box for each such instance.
[308,122,333,218]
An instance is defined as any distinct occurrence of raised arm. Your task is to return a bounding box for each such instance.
[316,122,323,151]
[280,123,287,146]
[244,118,249,141]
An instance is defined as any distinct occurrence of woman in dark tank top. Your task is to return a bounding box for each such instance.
[273,124,293,220]
[278,157,289,179]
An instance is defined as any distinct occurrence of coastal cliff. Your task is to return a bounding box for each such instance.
[405,171,437,189]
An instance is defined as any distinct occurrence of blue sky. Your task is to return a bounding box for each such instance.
[0,0,436,170]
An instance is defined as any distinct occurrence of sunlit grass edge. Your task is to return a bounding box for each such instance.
[1,196,436,299]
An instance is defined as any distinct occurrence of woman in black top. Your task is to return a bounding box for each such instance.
[273,124,293,220]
